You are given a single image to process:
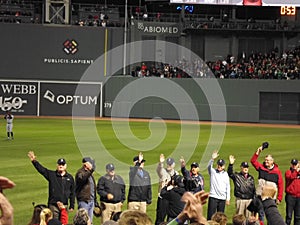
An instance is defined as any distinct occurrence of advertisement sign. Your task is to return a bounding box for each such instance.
[40,81,102,116]
[0,81,38,115]
[0,80,102,116]
[135,22,181,36]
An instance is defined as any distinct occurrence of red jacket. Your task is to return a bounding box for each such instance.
[285,168,300,197]
[251,152,284,202]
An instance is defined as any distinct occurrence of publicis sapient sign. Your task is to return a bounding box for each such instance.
[137,22,180,34]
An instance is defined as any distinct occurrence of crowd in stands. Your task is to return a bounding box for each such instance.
[131,46,300,80]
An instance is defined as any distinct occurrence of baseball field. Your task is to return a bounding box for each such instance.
[1,117,300,225]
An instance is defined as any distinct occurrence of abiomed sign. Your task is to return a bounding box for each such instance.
[0,80,102,117]
[136,22,180,35]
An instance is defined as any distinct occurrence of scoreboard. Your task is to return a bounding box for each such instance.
[170,0,300,6]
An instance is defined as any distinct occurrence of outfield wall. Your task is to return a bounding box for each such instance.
[103,77,300,124]
[1,23,300,123]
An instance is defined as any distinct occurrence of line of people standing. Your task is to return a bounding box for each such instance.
[27,151,152,225]
[27,143,300,225]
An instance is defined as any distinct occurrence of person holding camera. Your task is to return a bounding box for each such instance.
[228,155,256,218]
[285,159,300,225]
[250,143,283,225]
[180,157,204,194]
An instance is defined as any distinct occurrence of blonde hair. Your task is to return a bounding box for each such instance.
[73,208,90,225]
[40,208,53,225]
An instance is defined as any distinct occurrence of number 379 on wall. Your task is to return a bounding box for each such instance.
[280,6,296,16]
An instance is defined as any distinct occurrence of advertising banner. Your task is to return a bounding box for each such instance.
[0,80,102,116]
[0,81,38,115]
[40,81,102,116]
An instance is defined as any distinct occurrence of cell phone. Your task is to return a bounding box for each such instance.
[262,142,269,150]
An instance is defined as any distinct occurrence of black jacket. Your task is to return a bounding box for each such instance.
[128,165,152,204]
[97,174,125,203]
[228,164,255,199]
[32,160,75,209]
[262,198,285,225]
[75,167,97,204]
[160,186,185,219]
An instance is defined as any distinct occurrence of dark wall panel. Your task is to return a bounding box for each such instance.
[104,77,300,124]
[0,24,124,81]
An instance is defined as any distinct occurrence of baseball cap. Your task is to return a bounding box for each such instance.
[57,158,66,165]
[191,162,199,168]
[217,159,226,166]
[291,159,298,165]
[133,156,145,163]
[106,163,115,171]
[82,157,96,170]
[166,158,175,165]
[82,157,94,164]
[240,162,249,168]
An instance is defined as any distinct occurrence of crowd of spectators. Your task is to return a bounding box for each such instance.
[208,47,300,79]
[132,46,300,80]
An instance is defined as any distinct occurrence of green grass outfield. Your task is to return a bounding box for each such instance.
[1,117,300,225]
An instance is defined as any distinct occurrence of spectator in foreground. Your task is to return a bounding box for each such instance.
[232,214,259,225]
[0,176,15,225]
[118,209,153,225]
[211,212,228,225]
[261,185,285,225]
[27,204,47,225]
[167,190,209,225]
[73,208,91,225]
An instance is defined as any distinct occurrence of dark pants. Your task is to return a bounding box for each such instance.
[286,193,300,225]
[155,197,168,225]
[207,197,226,220]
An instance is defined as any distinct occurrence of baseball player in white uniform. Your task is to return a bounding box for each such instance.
[4,111,14,140]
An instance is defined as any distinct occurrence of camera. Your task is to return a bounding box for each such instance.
[262,142,269,150]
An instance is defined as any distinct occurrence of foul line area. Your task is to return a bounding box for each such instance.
[18,115,300,129]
